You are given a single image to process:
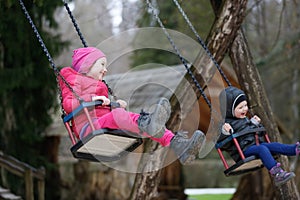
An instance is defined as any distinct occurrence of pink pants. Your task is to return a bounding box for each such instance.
[83,108,174,147]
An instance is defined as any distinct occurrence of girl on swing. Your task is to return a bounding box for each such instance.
[59,47,205,164]
[219,86,298,186]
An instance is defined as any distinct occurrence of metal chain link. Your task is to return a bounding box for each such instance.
[146,0,212,109]
[147,0,223,151]
[172,0,232,87]
[19,0,83,116]
[63,1,88,47]
[63,0,116,98]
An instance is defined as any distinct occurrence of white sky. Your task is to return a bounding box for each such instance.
[67,0,138,34]
[110,0,122,29]
[110,0,138,33]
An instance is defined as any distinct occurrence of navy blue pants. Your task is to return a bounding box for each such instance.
[244,142,297,170]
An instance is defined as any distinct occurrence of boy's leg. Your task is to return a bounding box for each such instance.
[261,142,297,156]
[244,144,295,186]
[244,145,277,170]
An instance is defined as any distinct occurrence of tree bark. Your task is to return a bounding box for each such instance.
[228,28,300,200]
[42,136,61,200]
[130,0,248,199]
[129,140,168,200]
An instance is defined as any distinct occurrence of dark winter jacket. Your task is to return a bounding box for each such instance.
[217,87,267,162]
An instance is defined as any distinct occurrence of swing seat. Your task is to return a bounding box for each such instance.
[63,101,143,162]
[223,155,263,176]
[216,128,271,176]
[71,128,143,162]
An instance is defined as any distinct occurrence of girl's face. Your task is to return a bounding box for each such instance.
[234,100,248,118]
[86,57,107,80]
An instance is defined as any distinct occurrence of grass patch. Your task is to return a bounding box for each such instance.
[188,194,232,200]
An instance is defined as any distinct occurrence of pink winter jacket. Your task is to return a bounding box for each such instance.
[59,67,111,138]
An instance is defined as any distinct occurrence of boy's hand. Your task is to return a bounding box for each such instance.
[251,115,261,125]
[222,123,233,135]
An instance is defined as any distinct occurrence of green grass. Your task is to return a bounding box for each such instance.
[188,194,232,200]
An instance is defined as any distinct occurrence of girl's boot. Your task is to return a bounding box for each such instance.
[170,130,206,164]
[137,98,171,138]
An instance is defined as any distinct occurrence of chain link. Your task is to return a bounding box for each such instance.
[146,0,212,109]
[19,0,83,116]
[172,0,232,87]
[63,1,88,48]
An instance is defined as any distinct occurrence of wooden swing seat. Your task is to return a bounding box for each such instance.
[63,101,143,162]
[223,155,263,176]
[71,128,143,162]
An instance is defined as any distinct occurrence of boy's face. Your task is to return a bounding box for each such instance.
[234,100,248,118]
[86,57,107,80]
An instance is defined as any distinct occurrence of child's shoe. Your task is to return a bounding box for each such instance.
[170,130,206,165]
[295,142,300,155]
[269,163,295,186]
[137,98,171,138]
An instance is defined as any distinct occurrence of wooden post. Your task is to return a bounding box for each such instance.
[0,152,46,200]
[37,180,45,200]
[37,167,45,200]
[25,168,34,200]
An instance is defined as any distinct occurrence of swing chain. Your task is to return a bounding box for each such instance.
[63,0,88,48]
[18,0,84,115]
[147,0,224,157]
[146,0,212,109]
[63,0,116,98]
[171,0,231,87]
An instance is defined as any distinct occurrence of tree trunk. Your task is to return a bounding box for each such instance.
[228,28,300,200]
[130,0,248,199]
[129,140,168,200]
[42,136,61,200]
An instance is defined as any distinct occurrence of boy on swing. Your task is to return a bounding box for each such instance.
[219,86,298,186]
[59,47,206,164]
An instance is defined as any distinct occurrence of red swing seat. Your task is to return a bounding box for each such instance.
[215,128,272,176]
[63,101,143,162]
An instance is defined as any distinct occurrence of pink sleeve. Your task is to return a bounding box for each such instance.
[59,68,81,114]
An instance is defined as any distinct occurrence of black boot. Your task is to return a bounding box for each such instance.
[137,98,171,138]
[170,130,206,165]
